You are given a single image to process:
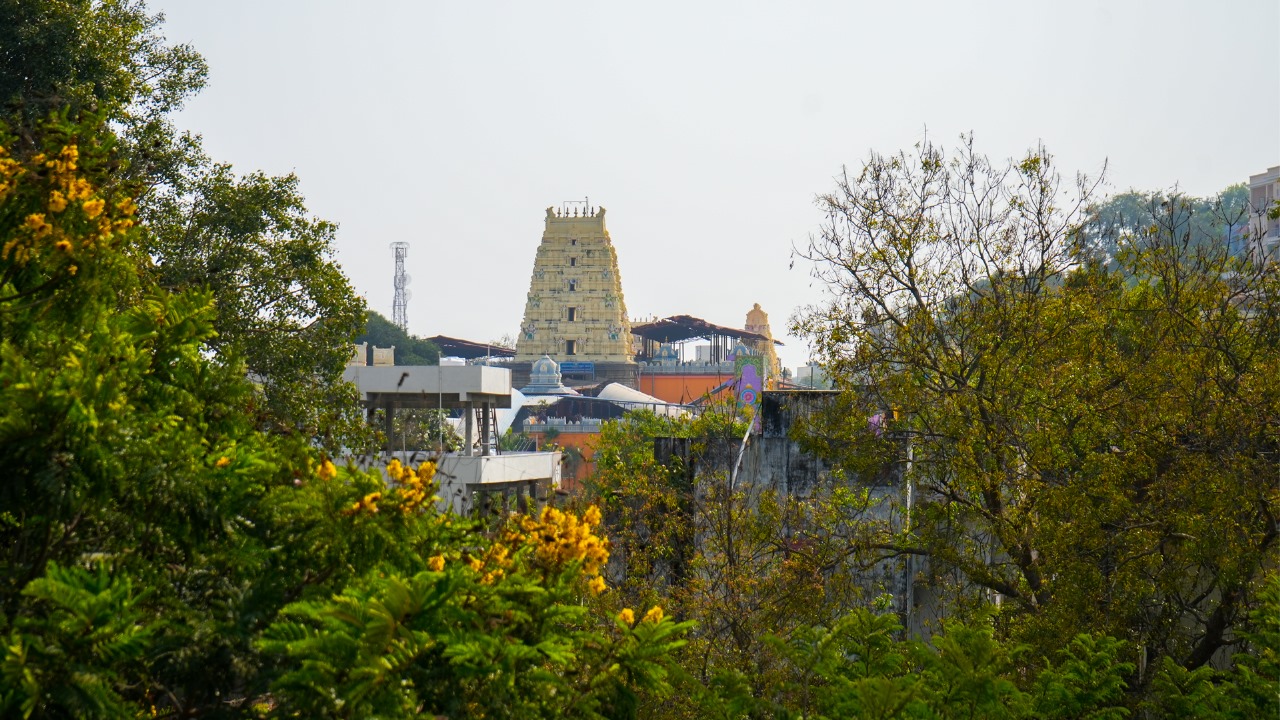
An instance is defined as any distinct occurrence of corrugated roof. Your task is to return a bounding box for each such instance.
[630,315,783,345]
[427,335,516,359]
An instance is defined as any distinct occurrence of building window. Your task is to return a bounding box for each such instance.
[571,239,577,246]
[566,339,576,355]
[568,307,577,321]
[569,257,577,266]
[568,280,577,291]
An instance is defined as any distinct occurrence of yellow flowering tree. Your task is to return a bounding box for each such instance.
[0,116,332,717]
[260,459,691,719]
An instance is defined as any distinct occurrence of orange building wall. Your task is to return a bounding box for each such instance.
[634,372,735,405]
[527,430,599,492]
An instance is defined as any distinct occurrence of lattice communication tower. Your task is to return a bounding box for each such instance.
[391,242,410,332]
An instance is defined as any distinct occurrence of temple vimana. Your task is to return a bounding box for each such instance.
[509,202,781,395]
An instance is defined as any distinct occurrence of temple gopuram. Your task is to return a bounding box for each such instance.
[511,203,637,388]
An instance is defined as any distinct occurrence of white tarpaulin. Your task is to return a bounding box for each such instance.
[596,383,689,418]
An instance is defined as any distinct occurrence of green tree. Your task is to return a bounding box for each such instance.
[144,163,366,441]
[260,460,691,719]
[1078,184,1251,262]
[0,115,310,716]
[355,309,441,366]
[1,0,367,446]
[792,135,1280,698]
[0,118,693,719]
[585,405,897,719]
[0,0,206,145]
[2,563,160,718]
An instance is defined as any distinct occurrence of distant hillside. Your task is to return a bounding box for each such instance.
[354,311,440,366]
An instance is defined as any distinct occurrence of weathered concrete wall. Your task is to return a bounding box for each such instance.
[652,390,926,627]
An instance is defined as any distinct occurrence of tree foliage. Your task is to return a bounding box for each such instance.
[260,478,690,719]
[144,163,366,441]
[1,0,366,446]
[792,136,1280,691]
[584,405,906,717]
[1079,184,1252,262]
[0,115,688,719]
[356,310,441,366]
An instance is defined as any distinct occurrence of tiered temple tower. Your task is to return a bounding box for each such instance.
[744,302,782,384]
[515,204,635,384]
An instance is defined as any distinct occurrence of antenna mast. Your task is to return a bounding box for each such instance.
[391,242,410,332]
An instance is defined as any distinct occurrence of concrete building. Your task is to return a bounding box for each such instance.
[514,355,688,489]
[342,359,561,515]
[646,389,922,628]
[793,362,833,390]
[1248,165,1280,265]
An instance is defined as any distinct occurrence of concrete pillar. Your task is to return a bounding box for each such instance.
[464,402,475,457]
[384,402,396,454]
[480,403,493,457]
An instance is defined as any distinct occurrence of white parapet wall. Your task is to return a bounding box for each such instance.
[349,342,368,367]
[368,450,562,515]
[371,346,396,366]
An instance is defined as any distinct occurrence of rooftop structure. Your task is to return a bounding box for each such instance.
[630,309,786,403]
[427,335,516,360]
[342,358,561,514]
[631,313,781,364]
[520,355,579,396]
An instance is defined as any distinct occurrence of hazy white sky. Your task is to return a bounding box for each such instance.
[154,0,1279,370]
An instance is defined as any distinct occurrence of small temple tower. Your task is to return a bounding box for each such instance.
[516,204,634,369]
[744,302,782,383]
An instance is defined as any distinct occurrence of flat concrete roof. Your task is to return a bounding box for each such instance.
[343,365,513,409]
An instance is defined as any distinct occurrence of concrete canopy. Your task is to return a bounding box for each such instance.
[343,365,514,410]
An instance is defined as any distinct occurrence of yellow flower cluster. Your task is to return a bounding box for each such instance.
[343,460,439,516]
[386,458,439,514]
[449,505,611,589]
[43,144,78,176]
[616,605,664,626]
[317,459,337,482]
[0,144,138,267]
[0,146,22,203]
[468,542,512,585]
[516,505,609,572]
[349,491,382,514]
[501,504,610,593]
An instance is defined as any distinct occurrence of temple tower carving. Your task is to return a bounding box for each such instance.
[515,204,634,364]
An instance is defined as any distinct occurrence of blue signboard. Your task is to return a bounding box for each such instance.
[559,361,595,374]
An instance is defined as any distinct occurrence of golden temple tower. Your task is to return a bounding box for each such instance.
[515,204,634,365]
